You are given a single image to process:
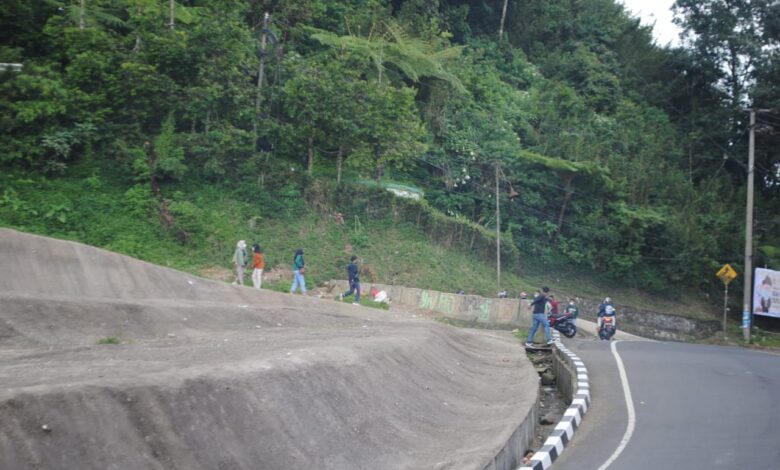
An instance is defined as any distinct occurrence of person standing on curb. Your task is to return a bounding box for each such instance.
[526,287,553,347]
[340,255,361,305]
[251,244,265,289]
[232,240,248,286]
[290,248,306,294]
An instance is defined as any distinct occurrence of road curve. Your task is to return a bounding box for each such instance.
[552,335,780,470]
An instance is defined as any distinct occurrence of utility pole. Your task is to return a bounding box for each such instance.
[253,13,270,141]
[495,161,501,292]
[498,0,509,40]
[169,0,175,30]
[742,110,755,342]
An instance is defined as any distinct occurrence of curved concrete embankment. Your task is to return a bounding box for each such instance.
[0,229,538,469]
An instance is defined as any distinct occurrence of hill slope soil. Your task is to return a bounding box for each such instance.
[0,228,537,470]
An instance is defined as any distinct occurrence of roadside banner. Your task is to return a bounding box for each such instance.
[753,268,780,318]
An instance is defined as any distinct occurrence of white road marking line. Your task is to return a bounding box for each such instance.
[596,340,636,470]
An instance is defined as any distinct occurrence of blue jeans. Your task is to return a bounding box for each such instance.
[527,313,552,343]
[290,269,306,293]
[343,280,361,302]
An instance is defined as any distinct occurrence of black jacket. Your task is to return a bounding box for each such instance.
[347,262,359,282]
[531,294,547,314]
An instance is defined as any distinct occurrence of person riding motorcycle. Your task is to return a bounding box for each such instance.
[597,297,617,340]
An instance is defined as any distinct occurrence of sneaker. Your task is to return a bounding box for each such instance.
[352,302,359,305]
[339,294,344,300]
[525,342,534,348]
[547,340,554,345]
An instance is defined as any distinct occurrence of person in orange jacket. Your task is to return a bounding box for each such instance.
[251,244,265,289]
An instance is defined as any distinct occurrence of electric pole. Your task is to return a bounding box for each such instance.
[495,161,501,293]
[253,13,270,141]
[498,0,509,40]
[742,110,755,342]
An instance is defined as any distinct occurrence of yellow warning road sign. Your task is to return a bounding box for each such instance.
[716,264,737,285]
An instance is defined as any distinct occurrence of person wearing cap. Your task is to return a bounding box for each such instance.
[290,248,307,294]
[232,240,249,285]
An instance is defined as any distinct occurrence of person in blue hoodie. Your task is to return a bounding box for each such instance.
[340,256,361,305]
[290,248,306,294]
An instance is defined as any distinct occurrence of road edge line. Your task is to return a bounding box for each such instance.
[594,340,636,470]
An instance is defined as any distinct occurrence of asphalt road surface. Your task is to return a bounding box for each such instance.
[552,335,780,470]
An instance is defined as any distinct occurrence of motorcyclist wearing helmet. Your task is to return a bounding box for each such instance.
[597,297,616,330]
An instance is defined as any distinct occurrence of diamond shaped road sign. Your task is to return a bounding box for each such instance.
[716,263,737,285]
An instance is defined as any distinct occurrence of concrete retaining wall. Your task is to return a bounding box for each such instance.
[552,346,575,403]
[482,394,539,470]
[576,298,720,341]
[328,280,532,328]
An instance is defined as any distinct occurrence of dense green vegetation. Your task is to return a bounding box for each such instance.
[1,1,779,321]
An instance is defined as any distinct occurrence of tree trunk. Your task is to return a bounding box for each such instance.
[688,146,693,183]
[374,146,383,182]
[336,145,344,184]
[557,174,574,233]
[307,133,314,175]
[169,0,175,29]
[79,0,85,29]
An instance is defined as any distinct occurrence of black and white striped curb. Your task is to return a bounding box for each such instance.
[519,331,591,470]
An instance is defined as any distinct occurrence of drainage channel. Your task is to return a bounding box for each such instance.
[521,332,591,470]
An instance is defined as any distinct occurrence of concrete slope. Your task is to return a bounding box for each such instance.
[0,229,537,470]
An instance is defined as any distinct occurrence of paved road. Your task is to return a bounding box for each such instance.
[552,335,780,470]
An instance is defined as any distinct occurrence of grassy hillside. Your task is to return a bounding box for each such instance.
[1,160,720,323]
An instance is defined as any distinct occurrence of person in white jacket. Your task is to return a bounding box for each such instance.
[232,240,248,285]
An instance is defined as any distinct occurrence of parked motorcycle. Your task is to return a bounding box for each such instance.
[548,311,577,338]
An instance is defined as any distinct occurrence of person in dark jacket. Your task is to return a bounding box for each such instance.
[340,256,361,305]
[290,248,306,294]
[597,297,616,330]
[526,287,553,346]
